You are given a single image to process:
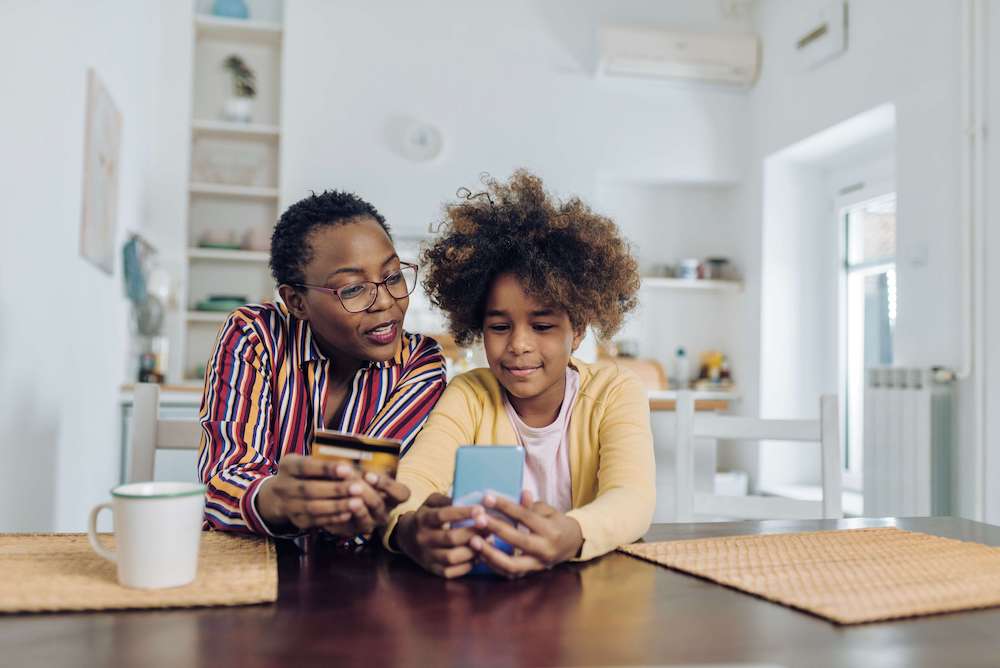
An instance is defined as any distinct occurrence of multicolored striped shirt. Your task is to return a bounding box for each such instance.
[197,302,446,535]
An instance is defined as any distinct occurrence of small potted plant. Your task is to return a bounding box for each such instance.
[221,54,256,123]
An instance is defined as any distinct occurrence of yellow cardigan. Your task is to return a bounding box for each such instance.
[385,358,656,561]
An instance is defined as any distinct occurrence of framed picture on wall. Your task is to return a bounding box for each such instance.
[79,68,122,275]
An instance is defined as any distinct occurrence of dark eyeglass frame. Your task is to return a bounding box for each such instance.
[294,262,418,313]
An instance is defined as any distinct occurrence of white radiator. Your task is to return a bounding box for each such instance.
[863,368,954,517]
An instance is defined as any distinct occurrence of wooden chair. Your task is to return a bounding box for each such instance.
[673,392,842,521]
[128,383,203,482]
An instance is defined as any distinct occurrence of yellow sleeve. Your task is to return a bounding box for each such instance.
[566,371,656,561]
[382,374,481,550]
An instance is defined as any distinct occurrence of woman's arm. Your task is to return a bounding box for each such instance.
[197,313,282,534]
[360,333,447,452]
[198,313,390,536]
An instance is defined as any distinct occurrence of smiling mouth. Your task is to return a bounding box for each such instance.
[503,365,541,378]
[364,321,397,345]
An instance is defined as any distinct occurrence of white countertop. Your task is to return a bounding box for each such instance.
[121,385,740,406]
[647,389,740,401]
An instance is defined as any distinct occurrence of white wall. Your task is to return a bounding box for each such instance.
[0,0,164,530]
[280,0,750,235]
[743,0,970,512]
[600,182,744,373]
[758,160,837,486]
[983,1,1000,524]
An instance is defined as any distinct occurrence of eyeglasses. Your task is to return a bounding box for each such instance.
[295,263,418,313]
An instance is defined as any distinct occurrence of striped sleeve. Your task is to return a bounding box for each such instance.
[196,313,278,535]
[363,334,447,455]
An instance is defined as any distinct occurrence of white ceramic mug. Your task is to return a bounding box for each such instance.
[87,481,207,589]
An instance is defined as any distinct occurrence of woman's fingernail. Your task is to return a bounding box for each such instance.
[349,483,363,495]
[364,472,378,485]
[470,536,483,550]
[336,464,352,477]
[475,515,488,528]
[348,498,363,510]
[483,494,496,506]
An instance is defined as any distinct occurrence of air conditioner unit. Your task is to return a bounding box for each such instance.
[597,25,760,88]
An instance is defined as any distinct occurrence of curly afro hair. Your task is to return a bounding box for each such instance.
[421,170,639,346]
[270,190,391,287]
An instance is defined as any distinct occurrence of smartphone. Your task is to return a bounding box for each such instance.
[310,429,401,476]
[451,445,524,576]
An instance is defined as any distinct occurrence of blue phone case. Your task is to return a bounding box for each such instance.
[452,446,524,576]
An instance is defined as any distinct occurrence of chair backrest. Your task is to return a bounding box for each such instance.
[128,383,203,482]
[673,392,842,522]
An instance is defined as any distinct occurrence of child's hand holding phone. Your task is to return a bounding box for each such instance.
[395,445,526,578]
[394,494,488,578]
[469,490,584,579]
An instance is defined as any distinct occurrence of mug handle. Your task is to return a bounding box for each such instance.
[87,502,117,562]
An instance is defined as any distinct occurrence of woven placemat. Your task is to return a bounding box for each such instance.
[0,532,277,613]
[619,527,1000,624]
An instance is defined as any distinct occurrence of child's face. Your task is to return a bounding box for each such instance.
[482,273,583,407]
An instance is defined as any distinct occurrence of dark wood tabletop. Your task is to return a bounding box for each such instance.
[4,516,1000,667]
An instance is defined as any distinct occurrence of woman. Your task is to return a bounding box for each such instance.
[198,190,447,537]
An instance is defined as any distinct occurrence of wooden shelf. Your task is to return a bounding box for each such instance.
[188,248,269,262]
[189,182,279,200]
[194,15,283,45]
[191,119,280,140]
[647,389,740,412]
[186,311,230,324]
[640,277,743,293]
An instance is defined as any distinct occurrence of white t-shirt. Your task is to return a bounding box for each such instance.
[501,367,579,513]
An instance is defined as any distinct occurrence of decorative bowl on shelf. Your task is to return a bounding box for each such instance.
[195,296,247,312]
[212,0,249,19]
[198,229,240,249]
[198,241,243,251]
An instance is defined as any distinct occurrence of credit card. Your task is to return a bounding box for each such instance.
[311,429,401,476]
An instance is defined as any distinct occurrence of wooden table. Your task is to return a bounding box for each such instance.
[4,517,1000,667]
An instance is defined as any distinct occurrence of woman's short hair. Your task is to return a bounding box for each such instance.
[270,190,390,287]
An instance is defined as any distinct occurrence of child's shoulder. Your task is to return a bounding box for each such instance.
[574,358,647,397]
[447,367,502,395]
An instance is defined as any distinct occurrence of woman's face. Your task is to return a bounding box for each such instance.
[482,273,583,408]
[283,217,409,367]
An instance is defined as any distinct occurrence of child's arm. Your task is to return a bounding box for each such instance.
[383,373,487,577]
[564,370,656,560]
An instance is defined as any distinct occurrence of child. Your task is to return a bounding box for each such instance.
[386,171,654,578]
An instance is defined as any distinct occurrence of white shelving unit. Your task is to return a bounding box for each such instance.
[187,247,270,262]
[183,1,285,383]
[194,15,283,44]
[640,277,744,293]
[189,182,279,199]
[191,119,280,140]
